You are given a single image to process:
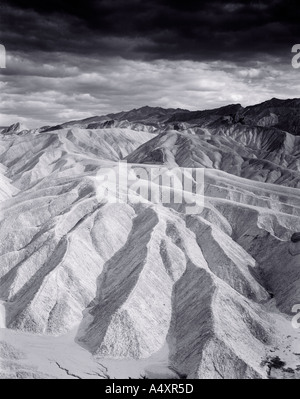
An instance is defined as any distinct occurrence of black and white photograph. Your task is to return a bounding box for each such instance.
[0,0,300,382]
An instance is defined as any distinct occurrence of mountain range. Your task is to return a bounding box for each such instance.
[0,98,300,379]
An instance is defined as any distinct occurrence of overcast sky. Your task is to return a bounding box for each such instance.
[0,0,300,128]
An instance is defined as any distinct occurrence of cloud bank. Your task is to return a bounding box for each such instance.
[0,0,299,127]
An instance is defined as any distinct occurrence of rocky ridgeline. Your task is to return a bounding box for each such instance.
[1,99,300,378]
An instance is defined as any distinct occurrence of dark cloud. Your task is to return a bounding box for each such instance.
[0,0,299,128]
[1,52,299,128]
[1,0,299,62]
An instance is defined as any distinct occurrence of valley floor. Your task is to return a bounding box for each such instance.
[1,299,300,379]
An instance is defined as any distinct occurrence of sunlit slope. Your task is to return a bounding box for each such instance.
[0,115,300,379]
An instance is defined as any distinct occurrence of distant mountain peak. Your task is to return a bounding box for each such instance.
[38,97,300,136]
[1,122,27,135]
